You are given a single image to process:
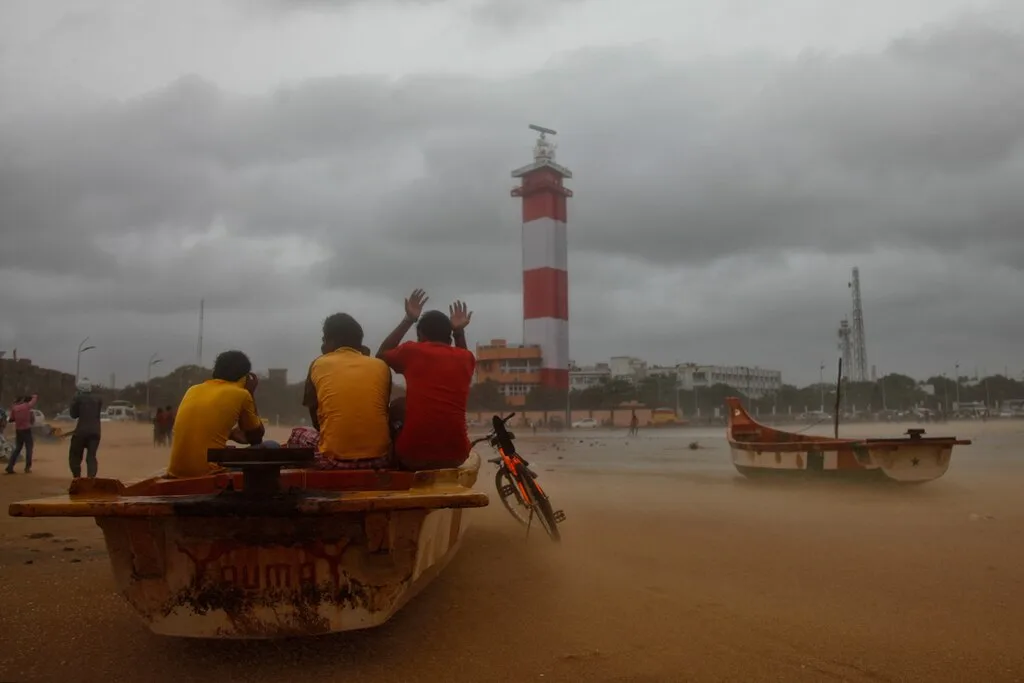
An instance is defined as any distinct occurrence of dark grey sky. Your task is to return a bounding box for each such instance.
[1,0,1022,386]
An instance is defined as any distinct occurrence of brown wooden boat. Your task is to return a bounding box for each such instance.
[8,448,488,638]
[726,397,970,483]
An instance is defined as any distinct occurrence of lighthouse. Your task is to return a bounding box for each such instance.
[512,124,573,391]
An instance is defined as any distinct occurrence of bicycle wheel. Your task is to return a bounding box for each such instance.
[495,467,531,526]
[519,467,561,542]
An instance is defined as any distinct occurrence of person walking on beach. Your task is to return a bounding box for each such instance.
[629,411,639,437]
[153,407,165,446]
[5,394,38,474]
[69,380,103,478]
[163,405,175,444]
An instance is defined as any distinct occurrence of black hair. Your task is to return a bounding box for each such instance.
[165,405,172,410]
[322,313,364,351]
[416,310,453,344]
[212,350,252,382]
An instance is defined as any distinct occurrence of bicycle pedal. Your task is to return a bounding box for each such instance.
[499,484,515,497]
[554,510,567,523]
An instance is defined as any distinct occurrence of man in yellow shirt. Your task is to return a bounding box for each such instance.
[167,350,266,478]
[303,313,392,469]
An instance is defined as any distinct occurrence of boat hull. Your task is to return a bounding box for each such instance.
[9,453,489,638]
[97,506,469,639]
[724,397,968,485]
[730,443,954,483]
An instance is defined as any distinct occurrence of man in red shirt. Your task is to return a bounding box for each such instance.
[377,289,475,470]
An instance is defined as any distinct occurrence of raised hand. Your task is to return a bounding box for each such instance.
[244,372,260,395]
[405,288,428,320]
[449,300,473,331]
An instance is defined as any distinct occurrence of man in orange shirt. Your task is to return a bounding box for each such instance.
[377,289,476,471]
[303,313,392,469]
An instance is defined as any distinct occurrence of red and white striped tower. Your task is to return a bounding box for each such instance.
[512,124,573,391]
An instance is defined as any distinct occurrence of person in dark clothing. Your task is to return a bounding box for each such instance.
[163,405,175,444]
[69,380,103,478]
[153,407,165,446]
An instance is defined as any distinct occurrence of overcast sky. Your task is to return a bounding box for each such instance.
[2,0,1023,388]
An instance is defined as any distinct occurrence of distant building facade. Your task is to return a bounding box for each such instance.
[674,363,782,399]
[568,362,611,391]
[474,339,544,406]
[482,345,783,404]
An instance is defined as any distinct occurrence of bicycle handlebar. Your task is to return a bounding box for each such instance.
[469,413,517,449]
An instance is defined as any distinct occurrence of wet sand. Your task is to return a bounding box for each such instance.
[2,420,1023,682]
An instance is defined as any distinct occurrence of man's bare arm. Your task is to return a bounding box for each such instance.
[376,288,428,358]
[377,316,416,358]
[449,300,473,350]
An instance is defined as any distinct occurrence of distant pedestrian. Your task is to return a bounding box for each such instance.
[5,394,38,474]
[629,412,639,437]
[153,408,165,446]
[69,380,103,478]
[163,405,175,444]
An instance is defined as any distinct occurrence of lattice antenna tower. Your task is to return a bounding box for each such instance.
[848,267,869,382]
[837,318,853,374]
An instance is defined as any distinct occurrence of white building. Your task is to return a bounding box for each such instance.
[569,362,611,391]
[569,358,782,399]
[674,363,782,399]
[609,356,647,381]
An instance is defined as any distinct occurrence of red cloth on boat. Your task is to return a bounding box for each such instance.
[311,452,391,470]
[287,426,320,449]
[288,426,390,469]
[380,341,475,468]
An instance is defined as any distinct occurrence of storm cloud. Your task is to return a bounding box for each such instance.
[1,0,1023,385]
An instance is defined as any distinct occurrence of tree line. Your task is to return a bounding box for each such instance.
[467,372,1024,415]
[90,365,1023,420]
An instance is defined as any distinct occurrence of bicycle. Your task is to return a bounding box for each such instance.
[470,413,565,542]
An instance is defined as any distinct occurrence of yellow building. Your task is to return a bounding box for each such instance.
[474,339,543,407]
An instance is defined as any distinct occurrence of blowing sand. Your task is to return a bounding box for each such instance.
[1,419,1023,682]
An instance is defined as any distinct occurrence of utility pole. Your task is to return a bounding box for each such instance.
[76,337,96,383]
[954,362,961,410]
[819,362,825,412]
[146,353,163,413]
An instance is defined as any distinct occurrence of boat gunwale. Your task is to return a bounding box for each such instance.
[8,453,488,518]
[728,437,971,453]
[8,488,490,518]
[725,396,970,452]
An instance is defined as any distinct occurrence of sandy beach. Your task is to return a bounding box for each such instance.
[1,419,1023,682]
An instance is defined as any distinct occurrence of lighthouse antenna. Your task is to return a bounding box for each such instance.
[528,123,557,138]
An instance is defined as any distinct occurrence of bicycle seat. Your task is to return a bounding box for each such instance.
[487,457,501,465]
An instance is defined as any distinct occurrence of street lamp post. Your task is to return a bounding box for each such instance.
[941,373,949,416]
[146,353,163,413]
[879,371,887,411]
[674,373,681,417]
[76,337,96,383]
[819,362,825,412]
[954,362,961,410]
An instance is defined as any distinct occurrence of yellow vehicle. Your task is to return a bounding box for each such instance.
[648,407,687,427]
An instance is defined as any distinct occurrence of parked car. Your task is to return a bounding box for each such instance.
[572,418,599,429]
